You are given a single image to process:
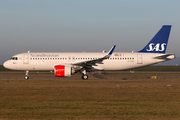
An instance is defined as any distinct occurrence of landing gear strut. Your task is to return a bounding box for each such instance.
[25,70,29,80]
[81,68,88,80]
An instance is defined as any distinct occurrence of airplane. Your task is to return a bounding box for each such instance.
[3,25,175,80]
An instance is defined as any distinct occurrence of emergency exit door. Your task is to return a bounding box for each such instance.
[137,54,143,64]
[23,54,29,64]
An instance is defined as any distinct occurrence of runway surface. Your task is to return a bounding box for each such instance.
[1,72,180,81]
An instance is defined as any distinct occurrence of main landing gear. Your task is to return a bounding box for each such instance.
[81,68,88,80]
[25,70,29,80]
[82,74,88,80]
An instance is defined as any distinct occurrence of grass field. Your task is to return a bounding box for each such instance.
[1,65,180,119]
[0,79,180,120]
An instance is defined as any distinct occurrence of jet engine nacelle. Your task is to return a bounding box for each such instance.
[54,65,75,77]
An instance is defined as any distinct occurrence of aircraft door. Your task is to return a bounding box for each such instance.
[68,57,75,62]
[23,54,29,64]
[137,54,143,64]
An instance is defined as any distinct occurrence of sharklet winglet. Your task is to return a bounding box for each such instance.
[106,45,116,57]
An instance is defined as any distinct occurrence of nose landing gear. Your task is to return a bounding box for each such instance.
[25,70,29,80]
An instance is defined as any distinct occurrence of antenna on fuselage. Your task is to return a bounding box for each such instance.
[28,50,30,53]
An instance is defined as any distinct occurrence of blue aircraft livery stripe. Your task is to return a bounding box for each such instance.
[139,25,171,53]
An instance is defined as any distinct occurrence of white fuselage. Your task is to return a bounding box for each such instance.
[3,25,175,80]
[3,52,174,71]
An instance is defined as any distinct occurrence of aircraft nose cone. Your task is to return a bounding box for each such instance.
[3,61,10,69]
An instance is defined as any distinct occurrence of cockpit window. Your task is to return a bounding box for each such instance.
[10,57,18,60]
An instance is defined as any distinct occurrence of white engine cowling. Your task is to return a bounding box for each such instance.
[54,65,75,77]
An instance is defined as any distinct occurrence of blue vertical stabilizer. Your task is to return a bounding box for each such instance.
[139,25,171,53]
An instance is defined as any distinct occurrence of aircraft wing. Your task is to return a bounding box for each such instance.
[73,45,116,67]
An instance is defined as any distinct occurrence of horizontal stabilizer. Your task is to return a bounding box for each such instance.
[154,54,175,60]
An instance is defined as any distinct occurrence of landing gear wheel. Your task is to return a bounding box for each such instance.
[25,76,29,80]
[82,74,88,80]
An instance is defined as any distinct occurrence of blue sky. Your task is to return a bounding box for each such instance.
[0,0,180,64]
